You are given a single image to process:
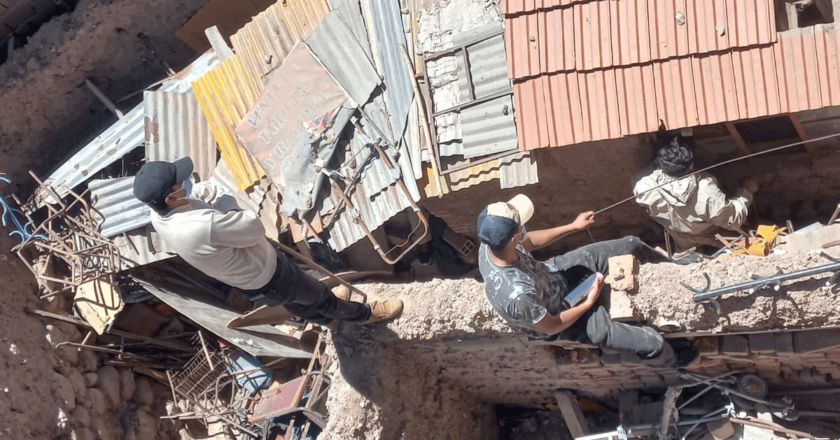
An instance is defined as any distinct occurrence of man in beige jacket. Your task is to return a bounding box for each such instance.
[633,136,759,252]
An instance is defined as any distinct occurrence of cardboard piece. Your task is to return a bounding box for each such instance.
[74,279,124,335]
[786,223,840,252]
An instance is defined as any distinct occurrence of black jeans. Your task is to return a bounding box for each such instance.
[243,250,371,325]
[554,237,672,365]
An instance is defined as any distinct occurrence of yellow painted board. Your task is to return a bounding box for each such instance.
[192,55,265,190]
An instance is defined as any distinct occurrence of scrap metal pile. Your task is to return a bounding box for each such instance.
[0,0,546,437]
[0,0,539,436]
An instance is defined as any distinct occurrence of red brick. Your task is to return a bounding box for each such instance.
[794,330,840,354]
[748,334,776,354]
[721,335,750,356]
[774,333,795,356]
[694,337,719,356]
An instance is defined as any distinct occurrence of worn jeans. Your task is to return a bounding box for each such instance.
[243,250,371,325]
[554,237,674,366]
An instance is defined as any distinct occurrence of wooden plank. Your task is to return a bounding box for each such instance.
[788,113,815,152]
[226,305,295,329]
[204,25,234,61]
[724,121,751,155]
[556,390,590,438]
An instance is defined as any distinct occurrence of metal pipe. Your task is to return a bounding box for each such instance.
[398,43,447,195]
[686,261,840,302]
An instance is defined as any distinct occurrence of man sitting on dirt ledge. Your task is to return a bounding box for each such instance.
[476,195,696,367]
[132,157,402,328]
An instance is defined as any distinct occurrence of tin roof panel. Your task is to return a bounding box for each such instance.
[144,91,218,181]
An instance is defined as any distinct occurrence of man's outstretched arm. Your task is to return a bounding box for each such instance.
[521,211,595,251]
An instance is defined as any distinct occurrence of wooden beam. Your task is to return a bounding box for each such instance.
[724,121,751,155]
[556,390,590,438]
[85,79,124,119]
[786,2,800,30]
[788,113,815,153]
[204,26,233,61]
[814,0,834,23]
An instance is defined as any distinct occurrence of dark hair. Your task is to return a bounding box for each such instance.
[657,136,694,177]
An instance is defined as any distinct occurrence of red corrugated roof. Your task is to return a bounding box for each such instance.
[505,0,777,80]
[504,0,840,150]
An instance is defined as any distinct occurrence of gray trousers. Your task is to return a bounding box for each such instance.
[554,237,674,366]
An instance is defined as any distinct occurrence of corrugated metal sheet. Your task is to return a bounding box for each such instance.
[113,226,176,269]
[326,0,371,58]
[461,95,518,157]
[229,0,330,81]
[499,151,539,189]
[136,278,313,359]
[326,134,414,251]
[306,10,379,106]
[39,52,221,207]
[504,0,840,150]
[428,23,518,161]
[191,55,265,191]
[361,0,413,139]
[504,0,777,81]
[89,177,151,238]
[144,91,217,180]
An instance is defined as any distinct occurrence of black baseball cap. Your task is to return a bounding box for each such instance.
[133,157,194,211]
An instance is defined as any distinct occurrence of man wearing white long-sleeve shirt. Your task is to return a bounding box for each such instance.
[133,157,402,326]
[633,135,759,252]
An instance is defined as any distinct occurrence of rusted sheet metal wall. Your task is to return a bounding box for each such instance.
[229,0,330,81]
[327,135,414,252]
[191,55,265,190]
[502,0,840,150]
[504,0,777,80]
[144,91,218,181]
[39,52,220,207]
[89,177,151,238]
[114,227,176,269]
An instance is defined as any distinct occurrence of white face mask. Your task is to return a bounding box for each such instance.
[182,177,193,198]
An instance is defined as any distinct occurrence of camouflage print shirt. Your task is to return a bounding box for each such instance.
[478,243,571,338]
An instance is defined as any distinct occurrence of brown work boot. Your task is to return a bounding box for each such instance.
[360,299,404,325]
[332,285,350,301]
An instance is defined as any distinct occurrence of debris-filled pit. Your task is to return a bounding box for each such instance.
[319,259,840,440]
[4,0,840,438]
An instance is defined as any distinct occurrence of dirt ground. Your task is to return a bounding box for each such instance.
[635,247,840,333]
[0,0,208,191]
[0,0,211,438]
[0,234,58,438]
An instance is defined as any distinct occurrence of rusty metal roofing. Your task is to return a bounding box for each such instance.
[89,177,151,238]
[306,10,379,106]
[325,115,416,252]
[229,0,330,81]
[144,91,217,180]
[191,54,265,191]
[38,52,221,207]
[114,226,176,269]
[362,0,413,140]
[504,0,778,80]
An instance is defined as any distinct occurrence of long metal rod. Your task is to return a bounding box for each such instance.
[272,241,368,302]
[399,44,447,195]
[594,132,840,216]
[686,260,840,302]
